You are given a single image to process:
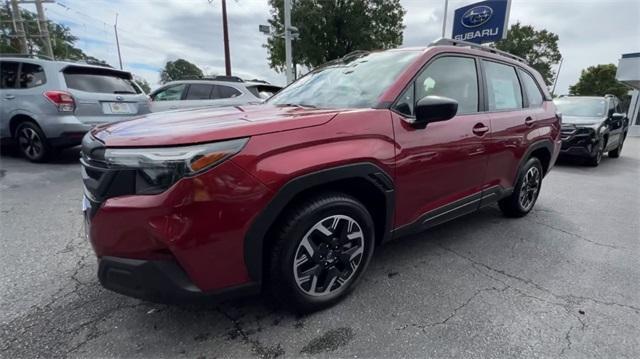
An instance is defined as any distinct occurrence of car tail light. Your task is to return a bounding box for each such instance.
[44,91,75,112]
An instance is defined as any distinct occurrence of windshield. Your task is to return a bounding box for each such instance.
[268,50,420,109]
[63,67,140,94]
[554,98,606,117]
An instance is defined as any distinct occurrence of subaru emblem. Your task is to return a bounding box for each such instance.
[116,95,124,101]
[461,5,493,28]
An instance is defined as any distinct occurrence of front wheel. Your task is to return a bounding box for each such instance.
[268,193,375,313]
[499,157,543,218]
[586,139,604,166]
[608,135,625,158]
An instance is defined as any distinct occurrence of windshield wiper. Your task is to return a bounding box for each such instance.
[113,91,136,94]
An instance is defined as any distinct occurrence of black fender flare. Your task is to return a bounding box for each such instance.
[515,139,554,182]
[243,162,395,283]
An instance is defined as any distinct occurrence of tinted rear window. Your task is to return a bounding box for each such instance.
[63,67,140,94]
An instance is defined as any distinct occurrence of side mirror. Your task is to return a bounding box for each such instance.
[611,113,625,121]
[413,96,458,128]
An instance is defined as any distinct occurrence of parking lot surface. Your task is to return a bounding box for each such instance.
[1,139,639,358]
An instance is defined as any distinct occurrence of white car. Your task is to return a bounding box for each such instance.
[148,76,282,112]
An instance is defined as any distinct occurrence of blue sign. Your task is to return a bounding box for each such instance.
[452,0,511,44]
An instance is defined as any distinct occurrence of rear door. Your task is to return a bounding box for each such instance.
[62,66,150,125]
[482,60,541,193]
[0,61,19,137]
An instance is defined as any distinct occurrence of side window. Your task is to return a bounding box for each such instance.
[19,63,46,88]
[214,85,242,99]
[483,61,523,111]
[1,61,19,89]
[153,84,186,101]
[414,56,479,114]
[185,84,214,100]
[518,69,543,107]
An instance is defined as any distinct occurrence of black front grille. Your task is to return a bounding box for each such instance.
[560,125,576,140]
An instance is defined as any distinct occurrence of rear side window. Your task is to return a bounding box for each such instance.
[214,85,242,99]
[19,63,47,88]
[63,68,140,94]
[414,56,479,114]
[185,84,214,100]
[1,61,19,89]
[153,84,186,101]
[518,69,543,107]
[483,61,523,111]
[247,85,280,99]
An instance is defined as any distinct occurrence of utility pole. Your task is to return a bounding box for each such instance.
[34,0,54,59]
[284,0,293,84]
[114,13,123,69]
[441,0,448,38]
[551,57,564,97]
[9,0,28,54]
[221,0,231,76]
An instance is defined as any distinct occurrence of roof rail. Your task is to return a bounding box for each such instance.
[202,75,244,83]
[0,53,54,60]
[429,38,528,64]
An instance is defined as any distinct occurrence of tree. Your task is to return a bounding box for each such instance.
[265,0,405,72]
[133,76,151,94]
[569,64,628,99]
[160,59,203,83]
[493,23,561,86]
[0,7,107,64]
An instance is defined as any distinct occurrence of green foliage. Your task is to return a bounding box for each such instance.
[133,76,151,94]
[0,7,107,63]
[493,23,561,86]
[569,64,628,99]
[265,0,405,72]
[160,59,203,83]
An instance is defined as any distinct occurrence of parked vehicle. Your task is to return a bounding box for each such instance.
[148,76,281,112]
[0,56,150,162]
[554,95,629,166]
[81,39,561,312]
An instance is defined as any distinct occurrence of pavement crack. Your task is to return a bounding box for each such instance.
[528,219,625,250]
[438,244,640,315]
[218,307,284,359]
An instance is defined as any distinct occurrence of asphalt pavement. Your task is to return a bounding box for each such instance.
[1,139,639,358]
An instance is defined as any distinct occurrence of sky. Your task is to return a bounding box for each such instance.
[27,0,640,94]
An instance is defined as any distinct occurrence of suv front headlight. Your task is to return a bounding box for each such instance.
[104,138,248,194]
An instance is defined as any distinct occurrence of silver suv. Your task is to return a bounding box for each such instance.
[0,56,150,162]
[149,77,281,112]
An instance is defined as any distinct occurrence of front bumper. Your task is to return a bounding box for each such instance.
[98,256,259,303]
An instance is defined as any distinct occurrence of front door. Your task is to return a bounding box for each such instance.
[391,55,490,232]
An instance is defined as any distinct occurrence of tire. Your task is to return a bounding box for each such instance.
[14,121,52,163]
[268,192,375,313]
[499,157,543,218]
[586,138,604,167]
[608,134,625,158]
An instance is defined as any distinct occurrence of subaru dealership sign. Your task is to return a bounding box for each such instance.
[452,0,511,44]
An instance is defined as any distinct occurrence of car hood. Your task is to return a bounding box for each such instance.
[92,104,341,147]
[561,115,603,126]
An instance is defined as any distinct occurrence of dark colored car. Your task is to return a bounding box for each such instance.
[81,39,561,312]
[554,95,629,166]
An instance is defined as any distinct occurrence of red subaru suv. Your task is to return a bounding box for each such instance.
[81,39,561,312]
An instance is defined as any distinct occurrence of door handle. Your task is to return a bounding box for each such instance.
[525,116,534,126]
[4,94,15,100]
[472,122,489,136]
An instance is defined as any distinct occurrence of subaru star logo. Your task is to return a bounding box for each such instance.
[461,5,493,28]
[115,95,124,101]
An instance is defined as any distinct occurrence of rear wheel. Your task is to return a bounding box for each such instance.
[268,193,375,313]
[15,122,52,162]
[499,157,543,218]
